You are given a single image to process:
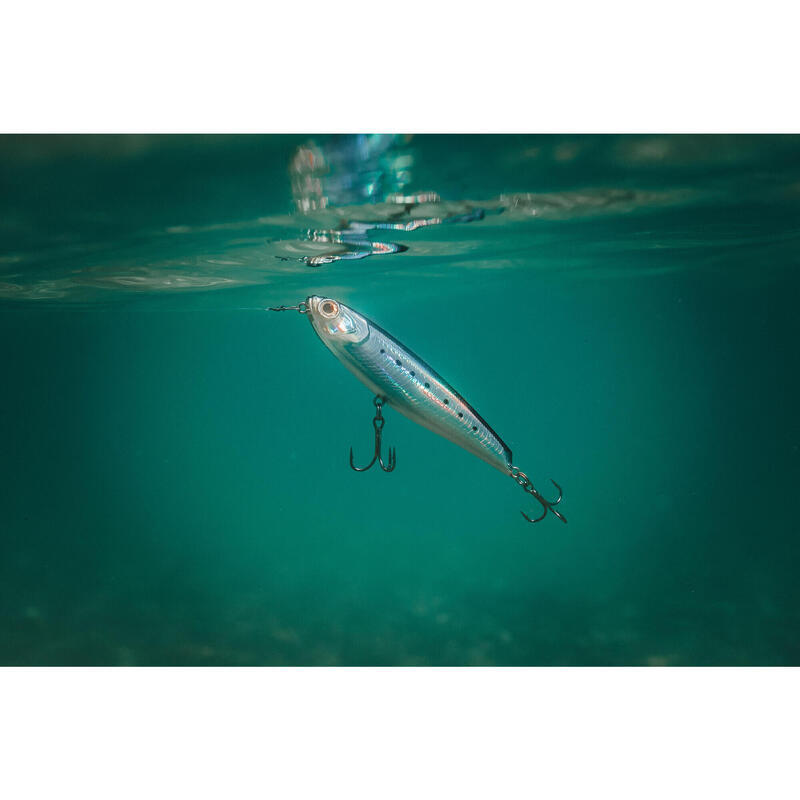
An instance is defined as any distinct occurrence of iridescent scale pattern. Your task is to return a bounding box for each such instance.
[316,309,512,474]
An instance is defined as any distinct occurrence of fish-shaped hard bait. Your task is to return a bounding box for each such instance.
[270,296,566,524]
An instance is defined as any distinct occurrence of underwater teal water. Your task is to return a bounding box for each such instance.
[1,134,798,665]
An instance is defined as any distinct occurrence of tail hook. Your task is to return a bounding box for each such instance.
[509,467,567,524]
[349,395,396,473]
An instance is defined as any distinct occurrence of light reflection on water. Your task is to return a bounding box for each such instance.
[0,154,727,305]
[6,133,792,306]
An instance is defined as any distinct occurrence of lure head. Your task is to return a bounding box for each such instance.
[305,296,369,346]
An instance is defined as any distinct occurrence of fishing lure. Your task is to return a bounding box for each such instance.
[269,296,566,524]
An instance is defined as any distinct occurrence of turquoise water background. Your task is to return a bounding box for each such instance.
[1,134,798,665]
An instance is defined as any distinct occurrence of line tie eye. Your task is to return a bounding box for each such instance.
[424,382,430,388]
[443,399,449,405]
[458,412,463,418]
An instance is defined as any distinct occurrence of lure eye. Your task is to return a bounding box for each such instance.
[319,300,339,318]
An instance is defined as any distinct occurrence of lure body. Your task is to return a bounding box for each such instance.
[305,295,512,473]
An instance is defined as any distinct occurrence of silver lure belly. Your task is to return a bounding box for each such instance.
[307,300,512,473]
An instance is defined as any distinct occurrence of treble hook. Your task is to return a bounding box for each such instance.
[509,467,567,524]
[349,395,396,473]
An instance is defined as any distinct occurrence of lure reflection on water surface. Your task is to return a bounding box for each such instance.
[270,296,566,524]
